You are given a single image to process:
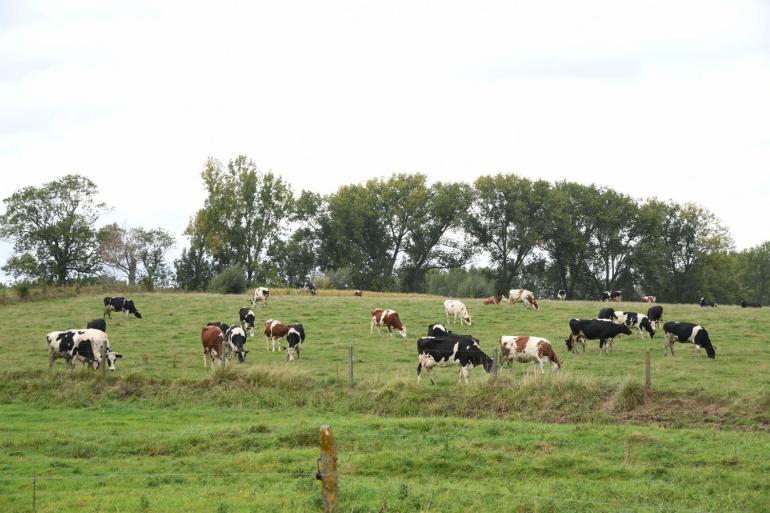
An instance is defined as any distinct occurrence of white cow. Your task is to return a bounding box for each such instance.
[499,335,561,374]
[444,299,472,325]
[251,287,270,307]
[507,289,539,310]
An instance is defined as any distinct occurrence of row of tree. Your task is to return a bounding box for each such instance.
[2,159,769,305]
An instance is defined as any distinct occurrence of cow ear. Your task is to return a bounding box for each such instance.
[114,353,123,358]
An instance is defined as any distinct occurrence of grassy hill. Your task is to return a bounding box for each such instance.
[1,291,769,512]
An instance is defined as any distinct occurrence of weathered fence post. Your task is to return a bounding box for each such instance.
[348,346,354,386]
[491,348,498,379]
[645,349,651,393]
[316,425,339,512]
[101,344,107,375]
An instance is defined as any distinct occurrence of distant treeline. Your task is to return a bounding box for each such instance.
[2,157,769,305]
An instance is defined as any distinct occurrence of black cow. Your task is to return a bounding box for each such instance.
[740,300,762,308]
[416,334,492,384]
[565,319,632,354]
[598,307,616,320]
[427,323,451,337]
[699,297,718,307]
[86,319,107,333]
[224,326,249,363]
[663,322,716,359]
[647,306,664,327]
[103,297,142,319]
[286,323,306,361]
[239,308,256,335]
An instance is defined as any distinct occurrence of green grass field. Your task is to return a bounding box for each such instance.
[1,291,769,512]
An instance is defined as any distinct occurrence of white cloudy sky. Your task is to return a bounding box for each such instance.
[1,0,769,279]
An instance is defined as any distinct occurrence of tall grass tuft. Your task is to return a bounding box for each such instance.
[613,380,647,411]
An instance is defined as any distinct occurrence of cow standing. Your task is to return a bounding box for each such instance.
[663,322,716,359]
[251,287,270,307]
[264,319,290,352]
[647,306,664,328]
[699,297,718,307]
[286,324,305,361]
[86,319,107,332]
[427,323,450,337]
[370,309,407,338]
[740,300,762,308]
[103,297,142,319]
[499,336,561,374]
[353,290,364,297]
[444,299,472,325]
[640,296,657,303]
[483,295,501,305]
[224,326,249,363]
[612,311,656,338]
[416,334,492,384]
[298,281,317,295]
[47,329,121,370]
[598,307,616,320]
[565,319,632,354]
[201,325,225,368]
[239,308,256,336]
[507,289,539,310]
[557,290,566,301]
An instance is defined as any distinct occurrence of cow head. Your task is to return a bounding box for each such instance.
[98,350,122,371]
[619,325,632,336]
[229,333,248,363]
[564,336,574,352]
[462,314,472,326]
[286,346,299,361]
[398,327,407,338]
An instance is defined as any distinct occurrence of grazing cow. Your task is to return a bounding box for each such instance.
[663,322,716,359]
[370,308,407,338]
[286,323,306,361]
[250,287,270,307]
[647,306,664,328]
[612,311,656,339]
[565,319,632,354]
[264,319,290,352]
[740,300,762,308]
[558,290,566,301]
[507,289,539,310]
[601,291,611,302]
[298,280,317,295]
[207,322,231,333]
[353,290,363,297]
[103,297,142,319]
[499,336,561,374]
[201,325,226,368]
[239,308,256,335]
[640,295,657,303]
[444,299,472,325]
[47,329,121,370]
[610,291,623,302]
[699,297,718,307]
[483,295,502,305]
[598,307,617,320]
[224,326,249,363]
[416,335,492,384]
[427,323,451,337]
[86,319,107,333]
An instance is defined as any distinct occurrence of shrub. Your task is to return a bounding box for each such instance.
[208,264,247,294]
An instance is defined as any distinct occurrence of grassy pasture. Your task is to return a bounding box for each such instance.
[1,291,769,512]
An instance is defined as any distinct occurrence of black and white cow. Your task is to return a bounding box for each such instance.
[699,297,718,307]
[207,322,231,333]
[416,334,492,384]
[565,319,632,354]
[600,291,611,302]
[610,291,623,302]
[427,323,451,337]
[286,323,306,361]
[598,307,617,320]
[663,322,716,359]
[103,297,142,319]
[239,308,256,335]
[298,280,317,295]
[224,326,249,363]
[47,329,122,370]
[647,306,664,328]
[251,287,270,307]
[740,300,762,308]
[613,311,656,339]
[86,319,107,332]
[557,290,566,301]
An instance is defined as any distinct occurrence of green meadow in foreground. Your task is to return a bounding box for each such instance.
[1,291,769,512]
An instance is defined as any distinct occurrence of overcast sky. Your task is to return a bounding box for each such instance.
[1,0,769,281]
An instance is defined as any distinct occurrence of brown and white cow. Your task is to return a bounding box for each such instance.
[353,290,363,297]
[370,308,407,338]
[483,295,502,305]
[201,325,225,368]
[507,289,539,310]
[640,295,657,303]
[264,319,290,352]
[499,336,561,374]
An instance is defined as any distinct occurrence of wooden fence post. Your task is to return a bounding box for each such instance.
[348,346,354,386]
[644,349,651,393]
[491,348,498,379]
[316,425,339,512]
[101,344,107,375]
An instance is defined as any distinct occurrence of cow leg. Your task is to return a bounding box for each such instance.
[48,353,56,370]
[538,359,545,374]
[428,367,436,386]
[266,337,270,351]
[459,366,470,384]
[370,319,374,336]
[417,363,423,384]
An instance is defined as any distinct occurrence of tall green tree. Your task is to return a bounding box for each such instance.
[0,175,107,284]
[96,223,142,285]
[136,227,175,289]
[465,174,550,292]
